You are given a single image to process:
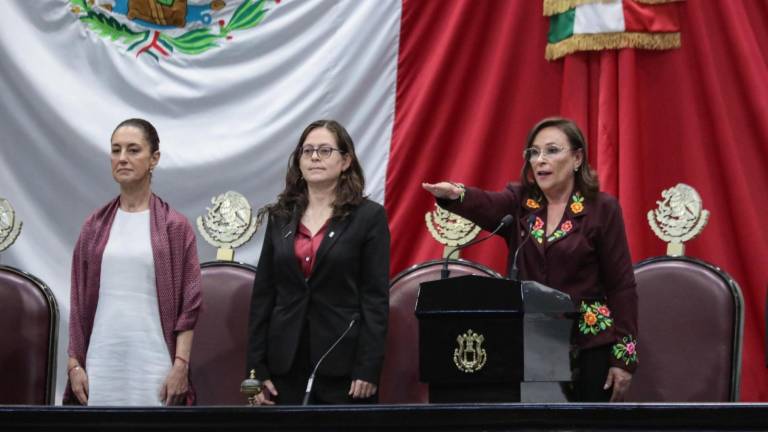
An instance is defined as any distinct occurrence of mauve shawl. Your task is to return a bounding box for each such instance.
[65,194,202,404]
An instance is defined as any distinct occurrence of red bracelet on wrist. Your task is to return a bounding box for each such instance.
[175,355,189,365]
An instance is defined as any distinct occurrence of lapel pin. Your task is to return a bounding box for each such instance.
[329,231,335,238]
[283,230,292,239]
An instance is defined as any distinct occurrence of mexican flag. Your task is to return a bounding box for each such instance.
[545,0,682,60]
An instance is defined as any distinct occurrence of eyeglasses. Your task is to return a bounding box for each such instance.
[300,145,345,160]
[523,146,571,161]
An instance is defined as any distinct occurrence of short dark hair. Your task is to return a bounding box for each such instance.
[272,120,365,218]
[520,117,600,200]
[112,118,160,153]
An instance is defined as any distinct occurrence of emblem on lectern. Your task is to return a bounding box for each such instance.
[647,183,709,257]
[0,198,22,253]
[196,191,264,261]
[425,204,481,258]
[453,329,487,373]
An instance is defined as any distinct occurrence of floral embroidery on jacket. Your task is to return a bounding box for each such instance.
[570,193,585,214]
[531,216,545,244]
[525,198,541,209]
[546,219,573,242]
[612,335,638,366]
[578,300,613,335]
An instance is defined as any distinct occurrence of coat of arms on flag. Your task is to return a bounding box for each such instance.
[69,0,276,60]
[544,0,682,60]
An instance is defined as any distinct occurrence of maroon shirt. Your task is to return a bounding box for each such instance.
[294,221,329,278]
[440,183,639,372]
[65,194,202,404]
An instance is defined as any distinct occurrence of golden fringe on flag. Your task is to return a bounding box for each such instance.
[635,0,684,4]
[545,32,680,60]
[543,0,683,17]
[543,0,611,16]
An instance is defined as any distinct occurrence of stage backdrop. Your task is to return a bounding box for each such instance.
[0,0,766,401]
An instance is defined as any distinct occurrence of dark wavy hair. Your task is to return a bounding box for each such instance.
[520,117,600,201]
[272,120,365,218]
[112,118,160,153]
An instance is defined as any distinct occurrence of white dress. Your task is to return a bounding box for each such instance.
[86,209,171,406]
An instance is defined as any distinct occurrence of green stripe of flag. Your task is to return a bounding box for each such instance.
[548,8,575,44]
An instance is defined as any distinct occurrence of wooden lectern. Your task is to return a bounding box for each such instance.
[415,275,574,403]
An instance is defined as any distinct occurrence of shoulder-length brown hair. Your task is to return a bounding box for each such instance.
[520,117,600,201]
[272,120,366,218]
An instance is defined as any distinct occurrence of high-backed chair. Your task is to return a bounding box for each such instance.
[189,261,256,405]
[0,265,58,404]
[625,256,743,401]
[379,259,501,404]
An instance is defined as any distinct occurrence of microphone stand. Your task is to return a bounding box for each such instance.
[302,320,357,405]
[441,214,513,279]
[509,215,536,281]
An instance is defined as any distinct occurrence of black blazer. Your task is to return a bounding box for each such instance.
[246,199,390,384]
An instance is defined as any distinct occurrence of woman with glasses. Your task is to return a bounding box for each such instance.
[422,117,638,402]
[65,118,202,406]
[246,119,390,405]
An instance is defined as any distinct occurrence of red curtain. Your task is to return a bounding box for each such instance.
[387,0,768,400]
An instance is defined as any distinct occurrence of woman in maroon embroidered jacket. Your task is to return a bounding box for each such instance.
[423,117,638,402]
[65,118,202,406]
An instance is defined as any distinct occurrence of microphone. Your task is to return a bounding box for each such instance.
[441,214,514,279]
[509,214,536,281]
[302,319,357,405]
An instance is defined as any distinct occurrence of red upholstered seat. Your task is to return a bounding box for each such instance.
[625,256,743,402]
[189,262,256,405]
[0,266,58,404]
[379,259,501,404]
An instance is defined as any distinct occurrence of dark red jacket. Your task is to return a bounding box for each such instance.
[440,183,639,372]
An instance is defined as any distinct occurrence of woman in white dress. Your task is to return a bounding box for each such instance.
[65,119,202,406]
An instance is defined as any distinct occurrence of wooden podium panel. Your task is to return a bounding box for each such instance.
[2,404,768,431]
[416,275,573,403]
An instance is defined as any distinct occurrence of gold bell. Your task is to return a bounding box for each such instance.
[240,369,263,406]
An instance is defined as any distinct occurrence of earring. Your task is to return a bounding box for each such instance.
[574,166,579,172]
